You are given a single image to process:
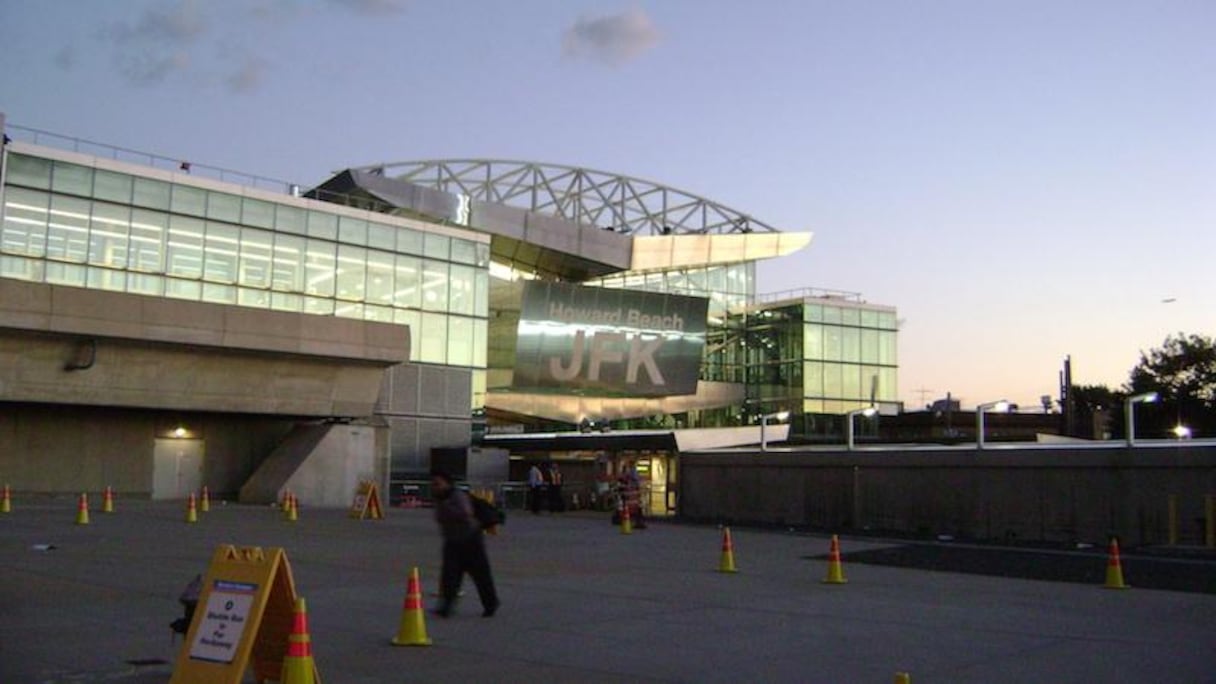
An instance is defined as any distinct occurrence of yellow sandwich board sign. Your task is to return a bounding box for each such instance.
[349,480,384,520]
[170,545,320,684]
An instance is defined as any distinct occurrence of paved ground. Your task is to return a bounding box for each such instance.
[2,498,1215,683]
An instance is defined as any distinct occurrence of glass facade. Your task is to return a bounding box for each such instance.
[585,262,753,317]
[0,152,490,369]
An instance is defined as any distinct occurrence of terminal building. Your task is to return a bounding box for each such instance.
[0,117,898,510]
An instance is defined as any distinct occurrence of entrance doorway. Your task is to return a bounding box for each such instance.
[152,438,204,499]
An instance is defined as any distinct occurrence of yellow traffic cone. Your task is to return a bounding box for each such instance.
[620,500,633,535]
[822,534,848,584]
[185,493,198,524]
[1104,538,1130,589]
[391,567,433,646]
[286,493,299,523]
[102,486,115,514]
[281,597,320,684]
[718,527,738,573]
[1,483,11,513]
[75,492,90,525]
[895,673,911,684]
[199,486,210,513]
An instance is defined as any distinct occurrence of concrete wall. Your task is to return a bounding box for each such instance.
[278,423,386,508]
[679,444,1216,547]
[376,363,473,477]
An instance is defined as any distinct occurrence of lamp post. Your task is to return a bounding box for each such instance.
[760,411,791,452]
[976,400,1010,450]
[1124,391,1159,446]
[846,406,878,451]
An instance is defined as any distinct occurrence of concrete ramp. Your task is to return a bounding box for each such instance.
[240,422,381,507]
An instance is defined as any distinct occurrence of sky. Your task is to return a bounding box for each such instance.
[1,0,1212,411]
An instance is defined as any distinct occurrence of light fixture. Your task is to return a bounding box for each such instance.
[846,406,878,451]
[976,400,1010,450]
[173,426,187,439]
[760,411,791,452]
[1124,392,1159,446]
[1172,424,1192,440]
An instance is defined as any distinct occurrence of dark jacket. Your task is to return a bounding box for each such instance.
[434,489,480,541]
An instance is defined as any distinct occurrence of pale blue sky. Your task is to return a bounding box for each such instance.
[1,0,1212,410]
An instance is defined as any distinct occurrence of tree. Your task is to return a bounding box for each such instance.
[1068,384,1123,439]
[1126,333,1216,438]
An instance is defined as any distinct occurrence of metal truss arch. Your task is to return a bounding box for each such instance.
[348,159,781,236]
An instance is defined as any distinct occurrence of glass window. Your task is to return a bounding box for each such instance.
[47,195,90,263]
[51,161,93,196]
[336,244,366,300]
[803,398,824,414]
[879,368,898,402]
[165,278,201,301]
[861,329,879,364]
[305,239,335,297]
[2,187,50,256]
[204,222,240,284]
[880,331,897,366]
[474,270,488,317]
[276,205,305,235]
[0,255,43,281]
[128,209,166,273]
[803,323,823,360]
[6,153,52,189]
[824,326,842,361]
[45,261,85,286]
[272,233,305,292]
[239,227,273,289]
[128,273,164,296]
[87,266,126,292]
[364,304,393,322]
[307,211,338,240]
[473,319,487,368]
[365,248,394,306]
[804,304,823,323]
[206,192,241,223]
[842,327,860,363]
[424,232,449,260]
[304,296,334,315]
[448,263,475,315]
[451,238,477,265]
[842,364,861,399]
[397,227,423,255]
[171,184,207,216]
[167,215,204,278]
[93,170,133,204]
[823,363,842,399]
[335,301,364,319]
[421,260,449,311]
[860,309,879,328]
[133,178,171,210]
[841,307,860,326]
[202,282,237,304]
[474,242,490,267]
[89,201,130,269]
[803,361,823,396]
[367,222,395,251]
[394,255,421,309]
[861,367,882,400]
[419,312,448,363]
[448,316,474,366]
[822,306,841,324]
[242,198,274,229]
[878,311,897,330]
[238,287,270,308]
[395,309,421,361]
[338,216,367,245]
[271,292,302,312]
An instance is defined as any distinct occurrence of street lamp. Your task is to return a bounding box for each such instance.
[1124,391,1159,446]
[760,411,791,452]
[1172,424,1192,440]
[846,406,878,451]
[976,400,1010,450]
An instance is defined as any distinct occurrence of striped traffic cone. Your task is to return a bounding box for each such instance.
[718,527,738,573]
[619,500,633,535]
[1104,538,1129,589]
[286,493,299,523]
[1,483,11,513]
[102,486,115,513]
[280,596,320,684]
[391,567,432,646]
[199,486,210,513]
[185,493,198,524]
[75,492,90,525]
[822,534,848,584]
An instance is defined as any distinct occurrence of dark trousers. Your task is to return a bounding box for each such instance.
[440,533,498,611]
[528,485,544,513]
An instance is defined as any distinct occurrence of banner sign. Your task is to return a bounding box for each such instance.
[512,282,708,397]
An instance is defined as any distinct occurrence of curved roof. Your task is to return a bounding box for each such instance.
[347,159,782,236]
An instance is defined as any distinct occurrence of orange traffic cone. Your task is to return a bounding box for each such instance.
[1,483,11,513]
[391,567,433,646]
[1104,538,1129,589]
[286,493,299,522]
[75,492,90,525]
[718,527,738,573]
[619,500,633,535]
[280,596,320,684]
[185,493,198,524]
[895,673,912,684]
[102,486,115,514]
[199,486,210,513]
[822,534,848,584]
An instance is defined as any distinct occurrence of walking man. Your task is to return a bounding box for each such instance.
[431,470,499,618]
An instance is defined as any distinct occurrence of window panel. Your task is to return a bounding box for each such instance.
[448,316,474,367]
[841,307,860,326]
[473,319,487,367]
[206,192,241,223]
[47,195,90,263]
[804,304,823,322]
[822,306,841,324]
[270,292,302,312]
[242,198,274,229]
[474,242,490,267]
[336,244,366,300]
[0,255,43,281]
[878,312,897,330]
[421,260,449,311]
[7,154,52,189]
[448,263,475,315]
[861,329,879,364]
[824,326,842,361]
[307,211,337,240]
[93,170,133,204]
[364,304,393,322]
[133,178,171,210]
[450,238,477,265]
[167,215,204,278]
[804,323,823,359]
[860,309,879,328]
[51,161,93,196]
[171,185,206,216]
[803,361,823,397]
[879,368,898,402]
[239,227,273,289]
[823,363,842,398]
[365,248,394,306]
[338,216,367,245]
[128,209,166,273]
[423,232,449,260]
[842,327,860,363]
[45,261,85,286]
[238,287,270,308]
[419,312,448,363]
[272,233,305,292]
[165,278,201,301]
[393,255,421,309]
[397,227,423,255]
[395,309,421,361]
[87,266,126,292]
[89,201,130,269]
[335,301,364,319]
[880,331,897,365]
[202,282,237,304]
[304,296,333,315]
[276,205,305,235]
[204,222,240,284]
[841,364,861,399]
[2,187,50,256]
[128,273,164,296]
[367,223,395,251]
[474,270,488,316]
[304,239,335,296]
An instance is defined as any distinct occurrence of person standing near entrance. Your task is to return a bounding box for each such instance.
[430,469,499,618]
[527,462,545,514]
[547,462,564,512]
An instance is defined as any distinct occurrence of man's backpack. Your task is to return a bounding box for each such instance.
[470,494,505,529]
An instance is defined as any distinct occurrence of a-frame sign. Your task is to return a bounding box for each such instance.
[170,545,321,684]
[349,480,384,520]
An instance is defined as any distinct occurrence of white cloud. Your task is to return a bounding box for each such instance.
[102,0,206,85]
[226,57,267,94]
[327,0,407,16]
[563,8,660,66]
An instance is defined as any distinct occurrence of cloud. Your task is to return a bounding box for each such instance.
[563,8,659,66]
[226,56,267,93]
[54,46,76,71]
[108,0,207,45]
[102,0,207,85]
[327,0,407,15]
